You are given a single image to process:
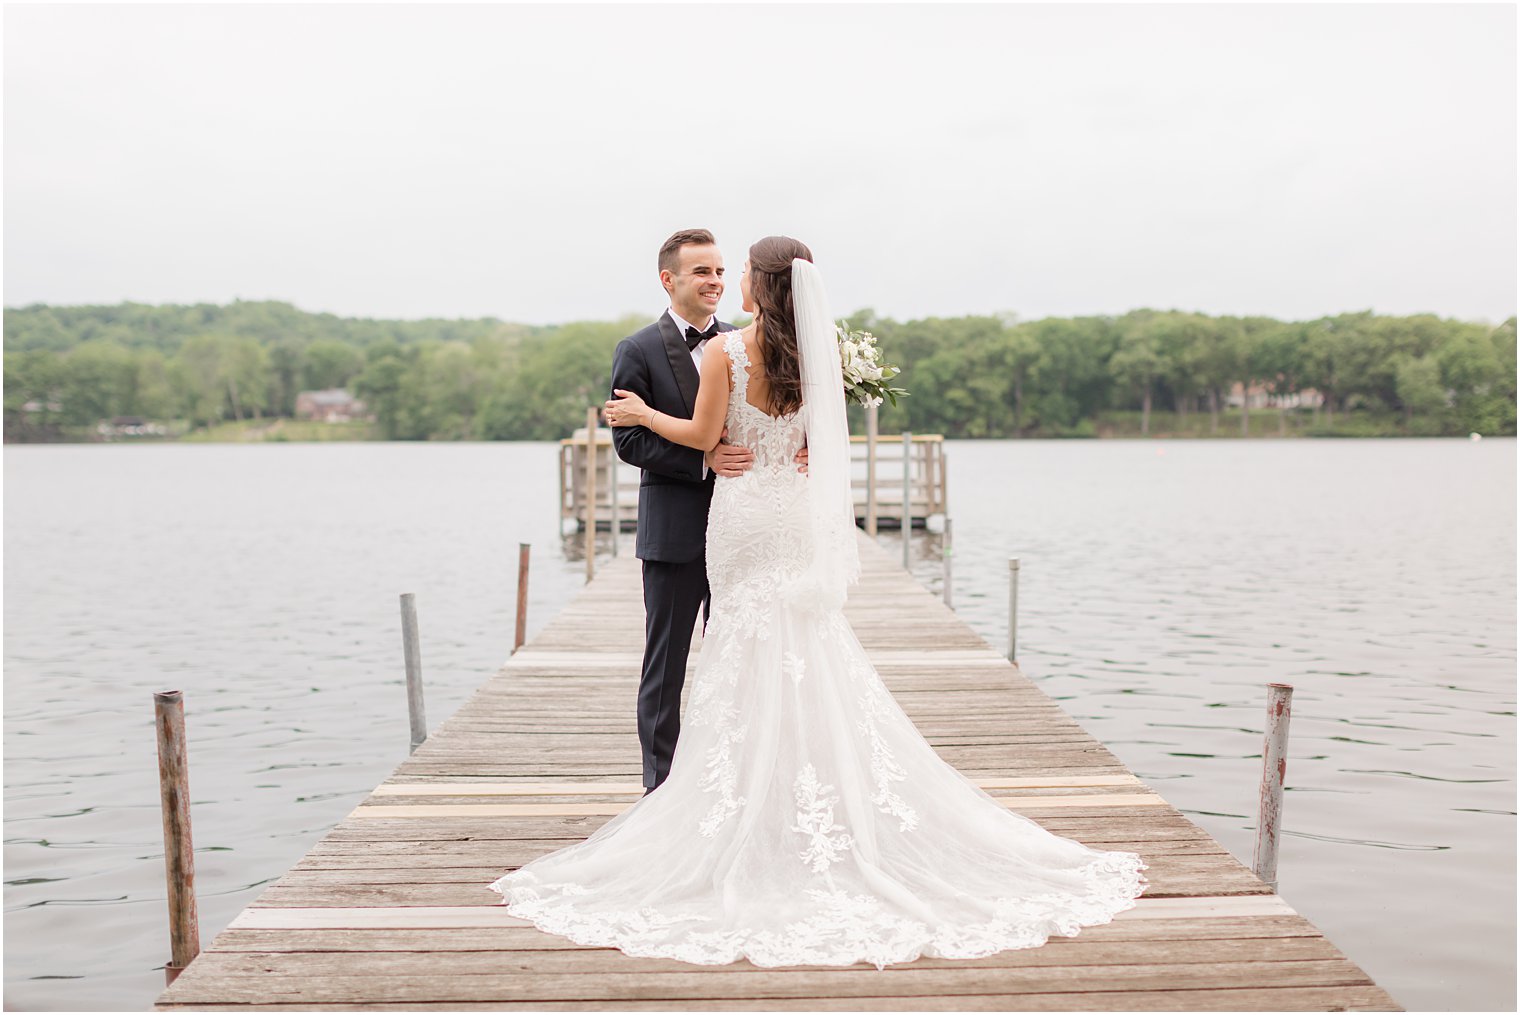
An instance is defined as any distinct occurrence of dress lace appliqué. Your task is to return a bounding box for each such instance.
[792,764,854,872]
[490,330,1147,967]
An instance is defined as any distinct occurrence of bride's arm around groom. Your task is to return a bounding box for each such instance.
[608,342,731,451]
[609,332,706,481]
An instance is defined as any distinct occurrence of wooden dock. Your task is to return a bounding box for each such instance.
[562,427,948,532]
[156,535,1400,1011]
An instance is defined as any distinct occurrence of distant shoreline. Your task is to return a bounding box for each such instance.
[6,422,1504,446]
[6,302,1514,443]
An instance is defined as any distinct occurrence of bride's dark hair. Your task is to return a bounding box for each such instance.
[747,235,813,417]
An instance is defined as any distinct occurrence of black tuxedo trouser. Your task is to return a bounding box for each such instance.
[639,556,711,789]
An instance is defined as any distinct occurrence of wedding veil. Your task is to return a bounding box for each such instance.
[791,257,860,609]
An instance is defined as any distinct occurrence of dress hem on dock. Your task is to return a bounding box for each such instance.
[489,852,1149,970]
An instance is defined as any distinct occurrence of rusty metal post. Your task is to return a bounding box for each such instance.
[584,407,598,581]
[513,543,531,654]
[1253,682,1294,891]
[154,690,200,984]
[400,593,426,752]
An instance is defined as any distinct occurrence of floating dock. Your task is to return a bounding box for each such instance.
[562,426,948,532]
[156,534,1400,1011]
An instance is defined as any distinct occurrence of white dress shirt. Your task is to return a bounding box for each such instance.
[667,307,716,370]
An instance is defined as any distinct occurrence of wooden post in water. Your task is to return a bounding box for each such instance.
[584,407,598,582]
[900,431,913,569]
[557,443,567,529]
[865,404,879,536]
[939,451,950,521]
[1007,557,1020,662]
[1253,682,1294,891]
[153,690,200,985]
[513,543,531,654]
[609,452,620,557]
[399,593,426,752]
[942,518,954,609]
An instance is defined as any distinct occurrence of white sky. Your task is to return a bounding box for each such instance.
[3,3,1515,325]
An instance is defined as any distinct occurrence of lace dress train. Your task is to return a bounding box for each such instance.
[489,333,1147,967]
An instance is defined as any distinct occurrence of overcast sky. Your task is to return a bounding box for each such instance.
[4,3,1515,326]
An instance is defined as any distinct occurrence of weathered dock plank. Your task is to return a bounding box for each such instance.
[157,534,1400,1011]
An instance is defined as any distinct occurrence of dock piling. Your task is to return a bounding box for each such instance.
[513,543,531,655]
[584,407,598,581]
[609,453,620,556]
[901,431,913,568]
[153,690,200,985]
[865,405,879,536]
[1007,557,1020,662]
[1253,682,1294,891]
[942,518,954,609]
[939,451,949,521]
[399,593,426,752]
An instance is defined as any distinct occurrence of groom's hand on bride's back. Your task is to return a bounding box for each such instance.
[705,428,754,478]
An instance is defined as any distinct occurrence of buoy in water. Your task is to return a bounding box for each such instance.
[1470,432,1483,441]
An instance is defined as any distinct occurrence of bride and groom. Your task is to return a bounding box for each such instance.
[489,230,1147,968]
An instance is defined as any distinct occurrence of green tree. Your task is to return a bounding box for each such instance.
[1253,321,1307,435]
[222,338,271,420]
[170,335,229,426]
[353,352,411,439]
[1437,322,1504,433]
[1392,354,1446,425]
[169,334,269,426]
[1110,311,1164,435]
[301,339,366,391]
[54,341,138,425]
[1152,312,1210,419]
[1302,313,1371,425]
[267,341,303,417]
[132,349,176,419]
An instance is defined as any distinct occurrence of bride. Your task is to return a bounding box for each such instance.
[489,236,1147,968]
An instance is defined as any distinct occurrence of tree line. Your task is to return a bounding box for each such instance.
[4,299,1514,441]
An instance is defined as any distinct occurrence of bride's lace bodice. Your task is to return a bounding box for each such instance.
[718,331,807,477]
[702,332,817,632]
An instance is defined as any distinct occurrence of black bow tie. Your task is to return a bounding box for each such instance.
[684,323,719,351]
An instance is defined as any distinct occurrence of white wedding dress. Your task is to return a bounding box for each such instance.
[490,332,1148,967]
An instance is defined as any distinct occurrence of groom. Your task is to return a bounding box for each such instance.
[610,229,754,794]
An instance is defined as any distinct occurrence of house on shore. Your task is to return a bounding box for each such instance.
[96,416,167,438]
[294,389,370,422]
[1226,382,1326,410]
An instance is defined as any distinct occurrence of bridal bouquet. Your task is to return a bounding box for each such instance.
[837,324,907,409]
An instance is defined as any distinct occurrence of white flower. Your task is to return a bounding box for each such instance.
[836,321,905,410]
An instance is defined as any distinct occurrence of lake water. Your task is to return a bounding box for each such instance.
[3,439,1514,1011]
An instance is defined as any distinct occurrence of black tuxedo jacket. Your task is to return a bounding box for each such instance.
[610,312,732,562]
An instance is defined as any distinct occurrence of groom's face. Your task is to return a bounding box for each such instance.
[662,243,724,322]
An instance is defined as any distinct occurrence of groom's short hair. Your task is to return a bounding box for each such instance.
[658,229,717,274]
